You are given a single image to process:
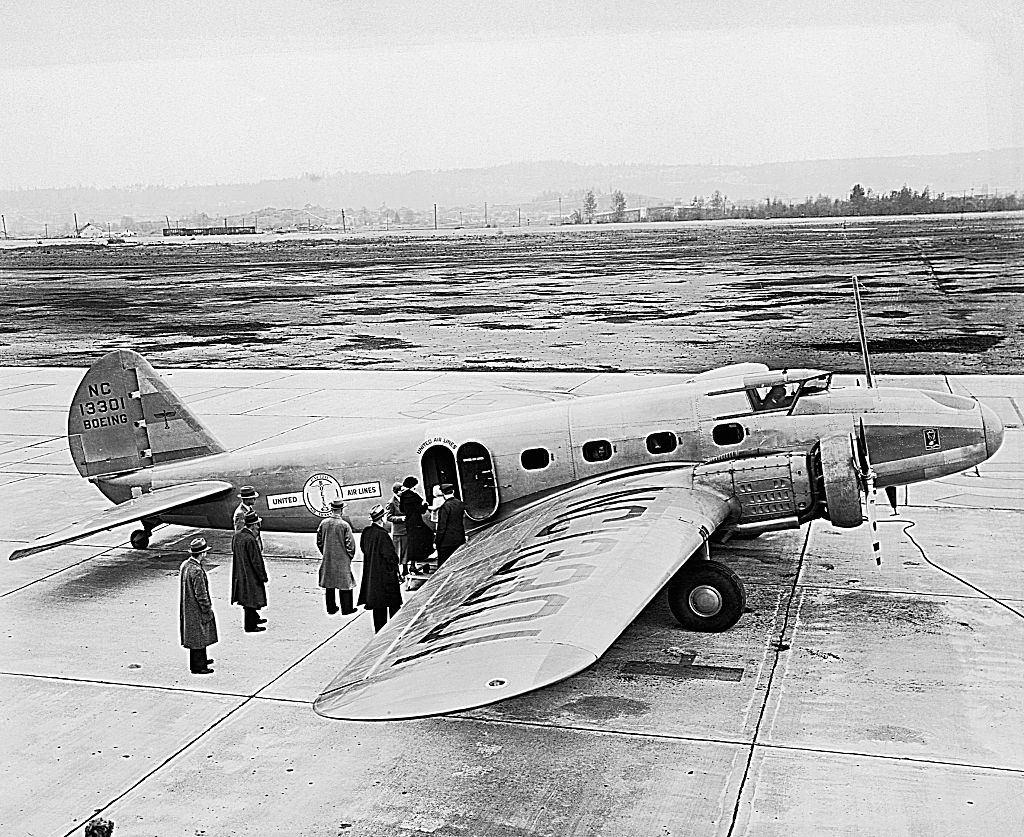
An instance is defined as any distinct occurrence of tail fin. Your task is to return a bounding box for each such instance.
[69,349,226,477]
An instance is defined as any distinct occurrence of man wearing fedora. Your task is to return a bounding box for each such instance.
[385,481,409,577]
[231,510,269,632]
[179,537,217,674]
[316,498,357,615]
[434,483,467,567]
[233,485,262,546]
[357,503,404,632]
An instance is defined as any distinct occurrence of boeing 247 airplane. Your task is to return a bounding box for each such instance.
[10,348,1004,719]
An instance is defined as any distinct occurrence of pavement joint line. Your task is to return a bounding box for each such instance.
[251,609,367,700]
[1,544,127,598]
[59,692,254,837]
[237,387,326,416]
[726,521,812,837]
[791,581,1024,604]
[445,714,1024,776]
[233,416,331,451]
[900,519,1024,621]
[0,670,255,700]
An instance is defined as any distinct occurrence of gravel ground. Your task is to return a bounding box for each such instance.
[1,213,1021,373]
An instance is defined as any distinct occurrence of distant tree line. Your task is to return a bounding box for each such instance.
[560,184,1022,224]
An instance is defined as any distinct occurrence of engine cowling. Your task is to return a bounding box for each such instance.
[694,439,865,536]
[817,434,863,528]
[695,452,816,532]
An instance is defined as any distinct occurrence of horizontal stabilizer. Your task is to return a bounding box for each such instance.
[8,480,233,560]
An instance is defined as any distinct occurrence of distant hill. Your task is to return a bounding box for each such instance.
[2,149,1022,235]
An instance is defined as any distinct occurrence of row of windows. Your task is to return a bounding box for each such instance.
[520,431,679,471]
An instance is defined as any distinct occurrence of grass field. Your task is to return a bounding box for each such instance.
[1,213,1022,373]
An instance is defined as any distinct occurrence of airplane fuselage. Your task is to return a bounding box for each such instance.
[97,375,1002,539]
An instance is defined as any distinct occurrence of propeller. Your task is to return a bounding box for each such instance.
[855,418,882,565]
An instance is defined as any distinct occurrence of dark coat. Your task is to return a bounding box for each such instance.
[357,524,404,610]
[231,527,268,608]
[316,515,357,589]
[435,496,467,550]
[399,489,433,563]
[179,558,218,649]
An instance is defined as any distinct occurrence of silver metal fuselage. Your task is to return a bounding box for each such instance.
[98,377,1003,535]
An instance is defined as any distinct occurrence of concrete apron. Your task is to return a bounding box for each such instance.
[0,368,1022,835]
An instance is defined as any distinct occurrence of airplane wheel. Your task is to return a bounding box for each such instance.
[666,560,746,632]
[130,529,150,550]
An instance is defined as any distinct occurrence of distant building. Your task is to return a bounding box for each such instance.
[593,208,645,223]
[77,223,106,238]
[163,225,257,236]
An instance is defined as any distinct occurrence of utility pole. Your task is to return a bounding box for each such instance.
[484,202,488,227]
[518,207,522,227]
[44,223,49,238]
[1,214,7,239]
[73,213,80,237]
[341,208,346,233]
[558,197,562,224]
[165,215,170,231]
[433,203,437,230]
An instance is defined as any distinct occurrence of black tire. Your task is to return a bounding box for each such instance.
[130,529,150,550]
[666,559,746,632]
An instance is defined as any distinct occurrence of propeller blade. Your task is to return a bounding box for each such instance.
[867,477,881,566]
[885,485,898,514]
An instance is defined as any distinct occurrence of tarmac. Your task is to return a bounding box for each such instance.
[1,364,1022,836]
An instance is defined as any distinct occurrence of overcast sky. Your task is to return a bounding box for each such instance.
[1,1,1021,189]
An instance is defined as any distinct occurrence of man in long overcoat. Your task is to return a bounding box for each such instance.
[179,537,217,674]
[398,475,432,572]
[357,504,403,632]
[233,485,261,543]
[231,510,268,632]
[316,498,357,615]
[434,483,467,567]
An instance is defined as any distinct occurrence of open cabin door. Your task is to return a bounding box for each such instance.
[457,441,499,521]
[420,445,458,500]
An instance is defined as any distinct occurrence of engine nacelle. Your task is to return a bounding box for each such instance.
[695,452,817,534]
[695,439,865,537]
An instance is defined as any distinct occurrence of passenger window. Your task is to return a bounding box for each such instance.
[521,448,551,470]
[712,423,745,446]
[646,432,677,454]
[582,440,613,462]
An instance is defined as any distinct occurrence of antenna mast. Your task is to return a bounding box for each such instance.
[852,274,874,388]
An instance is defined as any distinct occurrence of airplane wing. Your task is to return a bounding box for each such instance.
[315,465,732,720]
[8,480,234,560]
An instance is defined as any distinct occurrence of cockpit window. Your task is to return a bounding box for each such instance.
[748,382,800,412]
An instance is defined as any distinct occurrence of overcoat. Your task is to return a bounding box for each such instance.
[357,524,404,610]
[316,515,356,589]
[399,489,433,563]
[231,527,268,608]
[233,502,262,546]
[179,557,218,649]
[386,494,407,538]
[435,496,467,551]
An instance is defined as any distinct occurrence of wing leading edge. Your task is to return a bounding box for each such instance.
[315,465,732,721]
[8,480,233,560]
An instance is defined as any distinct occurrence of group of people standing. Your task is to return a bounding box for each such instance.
[387,476,466,575]
[179,485,269,674]
[179,477,464,674]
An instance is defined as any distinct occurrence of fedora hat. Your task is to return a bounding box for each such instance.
[370,503,387,522]
[189,537,209,556]
[238,485,259,500]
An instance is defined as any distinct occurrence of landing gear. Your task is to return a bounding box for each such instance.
[666,560,746,632]
[130,517,160,550]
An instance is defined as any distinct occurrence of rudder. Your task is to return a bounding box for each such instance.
[69,349,226,477]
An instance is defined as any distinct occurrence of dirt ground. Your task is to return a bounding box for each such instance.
[1,213,1022,373]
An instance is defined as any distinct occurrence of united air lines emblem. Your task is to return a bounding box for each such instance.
[303,473,342,517]
[923,428,940,451]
